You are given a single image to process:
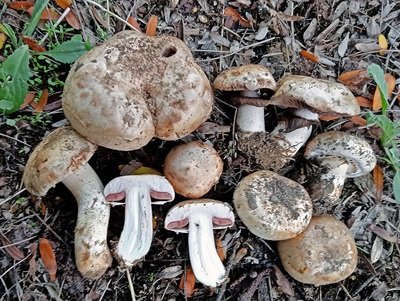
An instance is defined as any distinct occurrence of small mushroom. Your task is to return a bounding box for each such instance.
[63,30,213,151]
[277,215,358,286]
[104,175,175,267]
[163,141,223,198]
[304,131,376,212]
[233,170,312,240]
[164,199,234,287]
[22,126,112,279]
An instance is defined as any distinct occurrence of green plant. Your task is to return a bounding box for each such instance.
[366,64,400,202]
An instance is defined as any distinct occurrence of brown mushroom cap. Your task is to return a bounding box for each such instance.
[269,75,360,117]
[164,141,223,198]
[277,215,358,286]
[22,126,97,196]
[63,31,213,151]
[233,170,312,240]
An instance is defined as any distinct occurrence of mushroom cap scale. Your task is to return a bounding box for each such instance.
[213,64,277,92]
[304,131,376,177]
[22,126,97,196]
[277,215,358,286]
[165,199,235,233]
[233,170,312,241]
[269,75,360,117]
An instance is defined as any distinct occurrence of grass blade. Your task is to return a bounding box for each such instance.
[23,0,50,37]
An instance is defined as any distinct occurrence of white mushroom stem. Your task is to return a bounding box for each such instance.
[188,211,226,287]
[62,163,111,279]
[236,90,266,132]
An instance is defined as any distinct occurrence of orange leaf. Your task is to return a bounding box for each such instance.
[338,69,368,83]
[65,10,81,29]
[216,239,226,262]
[39,238,57,281]
[299,50,319,63]
[20,91,36,109]
[349,115,367,126]
[127,16,142,33]
[28,6,60,20]
[22,36,46,52]
[373,165,384,202]
[31,89,49,113]
[55,0,72,9]
[179,266,196,298]
[224,6,251,28]
[145,15,158,37]
[7,1,34,10]
[356,96,373,108]
[319,114,340,121]
[0,232,25,260]
[373,73,396,111]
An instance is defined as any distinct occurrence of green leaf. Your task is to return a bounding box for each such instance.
[23,0,50,37]
[367,63,389,114]
[0,23,19,49]
[393,172,400,202]
[0,45,30,114]
[42,35,87,63]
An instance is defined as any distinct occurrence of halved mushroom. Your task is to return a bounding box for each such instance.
[233,170,312,240]
[277,215,358,286]
[164,199,234,287]
[104,175,175,267]
[63,30,213,151]
[22,126,112,279]
[163,141,223,198]
[304,131,376,213]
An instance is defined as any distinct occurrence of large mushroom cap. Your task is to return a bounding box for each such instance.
[277,215,358,286]
[233,170,312,240]
[63,30,213,151]
[304,131,376,177]
[22,126,97,196]
[269,75,360,117]
[213,64,277,92]
[163,141,223,198]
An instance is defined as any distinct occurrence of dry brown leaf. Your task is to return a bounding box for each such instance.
[65,11,81,29]
[127,16,142,32]
[373,73,396,111]
[31,89,49,113]
[0,232,25,260]
[371,236,383,264]
[20,91,36,109]
[373,165,384,202]
[349,115,367,126]
[216,239,226,262]
[234,247,247,264]
[28,6,60,20]
[28,243,38,276]
[368,225,400,244]
[338,69,368,83]
[356,96,373,108]
[273,265,294,296]
[7,1,34,10]
[146,15,158,37]
[22,36,46,52]
[55,0,73,9]
[179,266,196,298]
[39,238,57,281]
[299,50,319,63]
[319,114,340,121]
[224,6,252,28]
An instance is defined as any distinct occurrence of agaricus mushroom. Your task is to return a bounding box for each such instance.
[63,30,213,151]
[22,126,112,279]
[213,65,312,171]
[277,215,358,286]
[104,175,175,267]
[163,141,223,198]
[164,199,234,287]
[233,170,312,240]
[304,131,376,212]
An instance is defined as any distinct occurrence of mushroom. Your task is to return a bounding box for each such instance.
[304,131,376,212]
[22,126,112,279]
[164,199,234,287]
[213,65,312,171]
[104,175,175,267]
[277,215,358,286]
[63,30,213,151]
[233,170,312,240]
[163,141,223,198]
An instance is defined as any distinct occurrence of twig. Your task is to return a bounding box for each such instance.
[126,269,136,301]
[0,188,27,207]
[0,133,31,147]
[32,212,70,250]
[39,8,71,44]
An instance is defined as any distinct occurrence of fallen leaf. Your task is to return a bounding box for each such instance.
[216,239,226,262]
[0,231,25,260]
[146,15,158,37]
[127,16,142,32]
[179,266,196,298]
[373,73,396,111]
[338,69,369,83]
[28,6,60,20]
[299,50,319,63]
[373,165,384,202]
[368,225,400,244]
[31,89,49,113]
[356,96,373,108]
[28,243,38,276]
[0,32,7,49]
[371,236,383,264]
[224,6,252,28]
[349,115,367,126]
[319,114,340,121]
[157,265,183,279]
[39,238,57,281]
[234,247,247,264]
[273,265,294,296]
[7,1,34,10]
[19,91,36,109]
[65,10,81,30]
[132,166,162,176]
[55,0,72,9]
[22,36,46,52]
[378,34,388,55]
[197,122,231,135]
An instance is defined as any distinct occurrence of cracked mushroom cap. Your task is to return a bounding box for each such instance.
[233,170,312,241]
[63,30,213,151]
[22,126,97,196]
[163,141,224,198]
[304,131,377,177]
[269,75,360,117]
[277,215,358,286]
